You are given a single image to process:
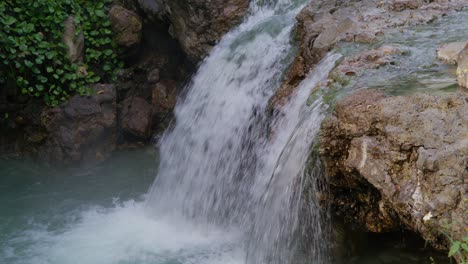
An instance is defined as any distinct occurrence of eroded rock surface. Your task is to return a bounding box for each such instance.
[157,0,249,60]
[335,45,405,77]
[40,84,117,163]
[437,41,468,64]
[272,0,468,106]
[120,96,152,140]
[457,44,468,88]
[109,5,143,48]
[321,89,467,249]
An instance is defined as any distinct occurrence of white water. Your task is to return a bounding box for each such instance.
[2,1,341,264]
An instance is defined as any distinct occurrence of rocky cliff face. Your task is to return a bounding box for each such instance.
[320,89,467,251]
[129,0,249,61]
[156,0,250,61]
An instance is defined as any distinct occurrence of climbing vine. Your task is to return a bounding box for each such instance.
[0,0,122,106]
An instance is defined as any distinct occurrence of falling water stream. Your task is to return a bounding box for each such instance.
[145,0,340,262]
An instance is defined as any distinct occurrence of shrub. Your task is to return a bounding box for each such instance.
[0,0,122,106]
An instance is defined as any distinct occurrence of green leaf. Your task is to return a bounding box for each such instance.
[103,49,113,56]
[449,241,460,257]
[24,23,35,33]
[461,243,468,252]
[3,16,16,26]
[24,60,33,68]
[46,51,57,60]
[94,10,105,17]
[46,67,54,73]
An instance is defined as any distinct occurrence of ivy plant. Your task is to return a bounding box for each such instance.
[0,0,122,106]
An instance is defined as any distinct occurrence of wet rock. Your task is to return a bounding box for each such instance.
[109,5,142,48]
[321,89,468,250]
[271,0,467,107]
[147,68,160,83]
[152,80,178,115]
[137,0,164,20]
[437,41,468,64]
[158,0,249,60]
[40,84,117,163]
[120,96,152,139]
[335,45,404,77]
[457,44,468,88]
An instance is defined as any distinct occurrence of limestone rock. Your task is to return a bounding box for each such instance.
[120,96,153,139]
[437,41,468,64]
[335,45,404,77]
[158,0,249,60]
[270,0,467,108]
[109,5,142,48]
[40,84,117,163]
[321,89,468,250]
[387,0,424,11]
[456,44,468,88]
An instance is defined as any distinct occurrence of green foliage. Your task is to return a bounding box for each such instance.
[447,232,468,263]
[425,210,468,264]
[0,0,122,106]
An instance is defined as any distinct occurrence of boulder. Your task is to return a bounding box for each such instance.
[109,5,142,48]
[456,44,468,88]
[436,41,468,64]
[137,0,164,20]
[152,80,178,115]
[120,96,152,139]
[321,90,467,250]
[40,84,117,163]
[158,0,249,60]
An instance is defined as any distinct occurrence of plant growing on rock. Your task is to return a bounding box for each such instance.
[423,211,468,264]
[0,0,122,106]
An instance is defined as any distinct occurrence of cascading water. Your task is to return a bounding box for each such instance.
[1,1,340,264]
[146,0,342,262]
[146,0,309,222]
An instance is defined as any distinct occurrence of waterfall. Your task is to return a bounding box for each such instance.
[146,0,307,222]
[146,0,341,263]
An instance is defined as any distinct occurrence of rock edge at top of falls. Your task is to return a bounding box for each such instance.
[271,0,468,107]
[320,89,467,255]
